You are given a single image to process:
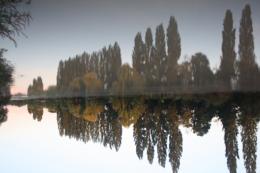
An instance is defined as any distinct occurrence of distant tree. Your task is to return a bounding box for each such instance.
[36,76,43,92]
[27,76,44,96]
[132,32,146,77]
[167,16,181,87]
[56,60,64,90]
[191,53,214,92]
[155,24,167,87]
[0,0,31,46]
[217,10,236,92]
[238,4,258,91]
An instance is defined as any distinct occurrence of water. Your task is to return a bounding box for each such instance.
[0,96,259,173]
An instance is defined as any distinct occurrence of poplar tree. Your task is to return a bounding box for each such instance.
[218,10,236,92]
[155,24,167,89]
[167,16,181,87]
[238,4,258,91]
[132,32,146,77]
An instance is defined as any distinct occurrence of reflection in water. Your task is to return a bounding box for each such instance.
[0,98,10,126]
[57,99,122,151]
[17,95,260,173]
[0,106,8,126]
[28,103,43,121]
[218,102,239,173]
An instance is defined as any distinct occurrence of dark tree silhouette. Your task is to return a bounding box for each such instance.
[0,49,13,98]
[0,0,31,46]
[167,16,181,87]
[238,4,258,91]
[217,10,236,92]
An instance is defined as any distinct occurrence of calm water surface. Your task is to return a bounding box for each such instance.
[0,97,259,173]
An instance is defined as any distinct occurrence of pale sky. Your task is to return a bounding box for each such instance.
[0,0,259,94]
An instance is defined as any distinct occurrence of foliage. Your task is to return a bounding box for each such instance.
[82,72,103,96]
[111,64,144,96]
[0,0,31,46]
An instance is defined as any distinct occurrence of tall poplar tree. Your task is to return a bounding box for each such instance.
[167,16,181,87]
[238,4,258,91]
[132,33,146,77]
[218,10,236,92]
[155,24,167,89]
[145,28,153,84]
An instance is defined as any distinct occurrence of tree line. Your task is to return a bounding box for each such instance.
[29,4,259,97]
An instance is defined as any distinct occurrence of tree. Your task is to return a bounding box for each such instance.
[144,28,153,83]
[177,60,192,92]
[45,85,57,97]
[155,24,167,88]
[27,76,44,96]
[82,72,103,96]
[69,77,84,96]
[238,4,258,91]
[132,32,146,77]
[167,16,181,87]
[191,53,214,92]
[149,46,160,90]
[112,64,144,96]
[0,49,13,98]
[218,10,236,92]
[0,0,31,46]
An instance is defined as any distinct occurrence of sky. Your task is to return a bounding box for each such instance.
[1,0,260,94]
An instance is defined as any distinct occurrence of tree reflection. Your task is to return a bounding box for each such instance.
[0,106,8,126]
[133,99,183,172]
[10,94,260,173]
[237,95,260,173]
[57,99,122,151]
[27,102,44,121]
[219,102,239,173]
